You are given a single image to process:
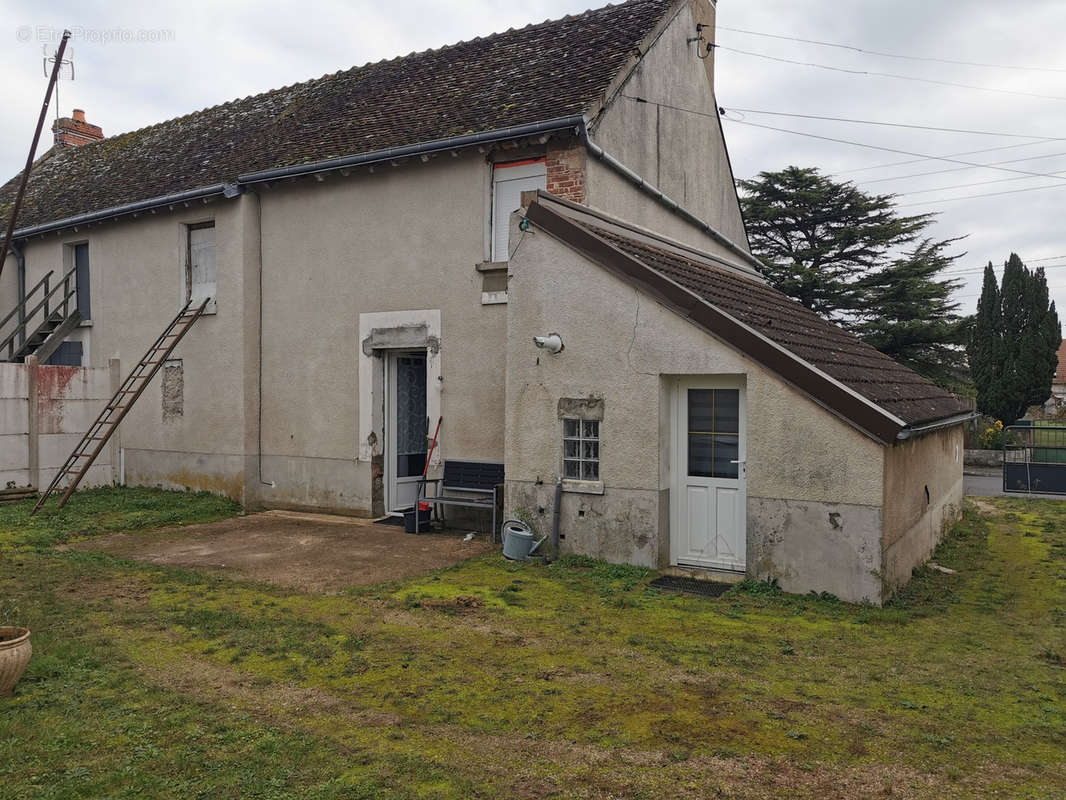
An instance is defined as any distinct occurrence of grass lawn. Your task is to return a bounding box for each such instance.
[0,488,1064,798]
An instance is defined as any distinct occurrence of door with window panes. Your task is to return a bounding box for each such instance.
[671,378,747,571]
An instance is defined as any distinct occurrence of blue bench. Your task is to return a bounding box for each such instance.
[417,459,504,539]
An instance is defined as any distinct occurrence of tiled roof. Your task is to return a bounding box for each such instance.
[585,224,970,427]
[0,0,673,234]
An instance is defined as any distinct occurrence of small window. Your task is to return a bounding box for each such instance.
[187,222,216,309]
[687,388,739,479]
[491,159,546,261]
[563,418,599,481]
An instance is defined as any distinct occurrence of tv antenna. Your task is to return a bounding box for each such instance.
[42,41,75,120]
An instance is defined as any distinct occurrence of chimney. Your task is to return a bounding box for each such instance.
[53,109,105,148]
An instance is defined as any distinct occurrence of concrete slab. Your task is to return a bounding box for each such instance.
[70,511,495,593]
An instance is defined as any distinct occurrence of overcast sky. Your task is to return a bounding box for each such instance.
[3,0,1064,314]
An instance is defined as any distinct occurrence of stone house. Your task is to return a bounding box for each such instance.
[0,0,970,602]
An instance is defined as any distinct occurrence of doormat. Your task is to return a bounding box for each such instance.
[649,575,734,598]
[373,516,406,527]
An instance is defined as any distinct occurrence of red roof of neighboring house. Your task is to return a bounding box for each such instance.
[1055,340,1066,386]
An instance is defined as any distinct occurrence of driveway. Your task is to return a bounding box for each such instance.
[965,470,1066,500]
[71,510,495,592]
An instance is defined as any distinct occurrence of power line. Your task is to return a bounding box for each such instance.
[943,262,1066,277]
[716,115,1066,183]
[833,140,1058,176]
[861,149,1066,185]
[895,181,1066,207]
[713,44,1066,102]
[624,97,1066,183]
[721,107,1062,140]
[716,25,1066,74]
[895,169,1066,197]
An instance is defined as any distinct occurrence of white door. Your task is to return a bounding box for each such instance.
[671,378,747,571]
[385,350,429,514]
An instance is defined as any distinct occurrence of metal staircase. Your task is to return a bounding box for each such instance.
[0,267,82,363]
[32,298,209,514]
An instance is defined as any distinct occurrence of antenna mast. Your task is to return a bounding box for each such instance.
[0,29,72,279]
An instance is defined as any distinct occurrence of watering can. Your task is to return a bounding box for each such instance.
[501,520,546,562]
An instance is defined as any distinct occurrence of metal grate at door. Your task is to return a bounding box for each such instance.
[649,575,734,598]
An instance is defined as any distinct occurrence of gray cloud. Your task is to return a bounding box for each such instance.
[3,0,1063,314]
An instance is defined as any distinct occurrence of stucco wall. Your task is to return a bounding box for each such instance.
[586,0,749,257]
[881,425,965,593]
[254,151,506,514]
[506,214,886,597]
[18,198,253,502]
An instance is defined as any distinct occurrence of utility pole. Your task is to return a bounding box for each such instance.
[0,29,72,280]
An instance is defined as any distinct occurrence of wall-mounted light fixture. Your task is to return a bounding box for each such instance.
[533,333,564,355]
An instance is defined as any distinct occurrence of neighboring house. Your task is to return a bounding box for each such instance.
[0,0,970,603]
[1052,340,1066,400]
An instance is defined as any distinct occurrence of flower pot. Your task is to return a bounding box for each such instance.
[0,627,31,697]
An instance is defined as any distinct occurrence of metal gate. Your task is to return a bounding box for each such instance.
[1003,424,1066,494]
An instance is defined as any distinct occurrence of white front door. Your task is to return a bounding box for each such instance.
[385,350,429,514]
[671,378,747,571]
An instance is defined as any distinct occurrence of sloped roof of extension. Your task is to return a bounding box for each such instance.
[0,0,675,237]
[525,193,971,442]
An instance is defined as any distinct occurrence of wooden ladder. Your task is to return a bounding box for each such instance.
[32,299,209,514]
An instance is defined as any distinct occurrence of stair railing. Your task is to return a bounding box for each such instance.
[0,266,78,361]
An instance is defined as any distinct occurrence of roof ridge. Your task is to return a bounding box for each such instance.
[70,0,663,146]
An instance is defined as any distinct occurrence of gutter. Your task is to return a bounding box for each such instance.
[578,119,767,274]
[896,411,976,441]
[238,116,587,184]
[12,183,239,240]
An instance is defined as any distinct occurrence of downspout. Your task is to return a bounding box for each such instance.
[246,187,275,489]
[578,119,766,274]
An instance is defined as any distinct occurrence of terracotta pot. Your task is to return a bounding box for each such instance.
[0,627,31,697]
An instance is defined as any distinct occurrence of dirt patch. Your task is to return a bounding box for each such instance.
[69,511,494,592]
[970,498,1001,515]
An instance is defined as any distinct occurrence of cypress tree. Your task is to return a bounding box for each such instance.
[967,254,1061,424]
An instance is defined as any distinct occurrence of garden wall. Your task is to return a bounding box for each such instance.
[0,356,119,490]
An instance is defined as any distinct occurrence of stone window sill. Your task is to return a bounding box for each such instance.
[562,479,604,495]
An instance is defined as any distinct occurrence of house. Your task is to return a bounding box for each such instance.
[0,0,970,603]
[1052,340,1066,401]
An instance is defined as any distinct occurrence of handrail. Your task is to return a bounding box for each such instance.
[0,266,78,358]
[0,269,54,331]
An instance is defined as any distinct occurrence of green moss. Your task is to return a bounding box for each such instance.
[1,491,1065,796]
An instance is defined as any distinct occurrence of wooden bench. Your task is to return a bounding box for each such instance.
[417,459,504,539]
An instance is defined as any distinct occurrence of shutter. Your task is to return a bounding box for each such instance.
[491,161,546,261]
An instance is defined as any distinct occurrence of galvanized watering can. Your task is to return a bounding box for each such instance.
[501,520,546,562]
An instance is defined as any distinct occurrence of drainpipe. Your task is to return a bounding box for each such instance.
[551,477,563,563]
[578,120,766,275]
[247,187,275,490]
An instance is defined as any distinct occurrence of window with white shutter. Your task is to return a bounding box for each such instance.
[491,159,546,261]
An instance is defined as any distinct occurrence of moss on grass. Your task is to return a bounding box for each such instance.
[0,490,1064,797]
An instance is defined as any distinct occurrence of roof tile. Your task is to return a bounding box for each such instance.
[1,0,673,233]
[584,223,970,426]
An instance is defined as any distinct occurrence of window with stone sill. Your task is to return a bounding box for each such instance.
[563,418,599,481]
